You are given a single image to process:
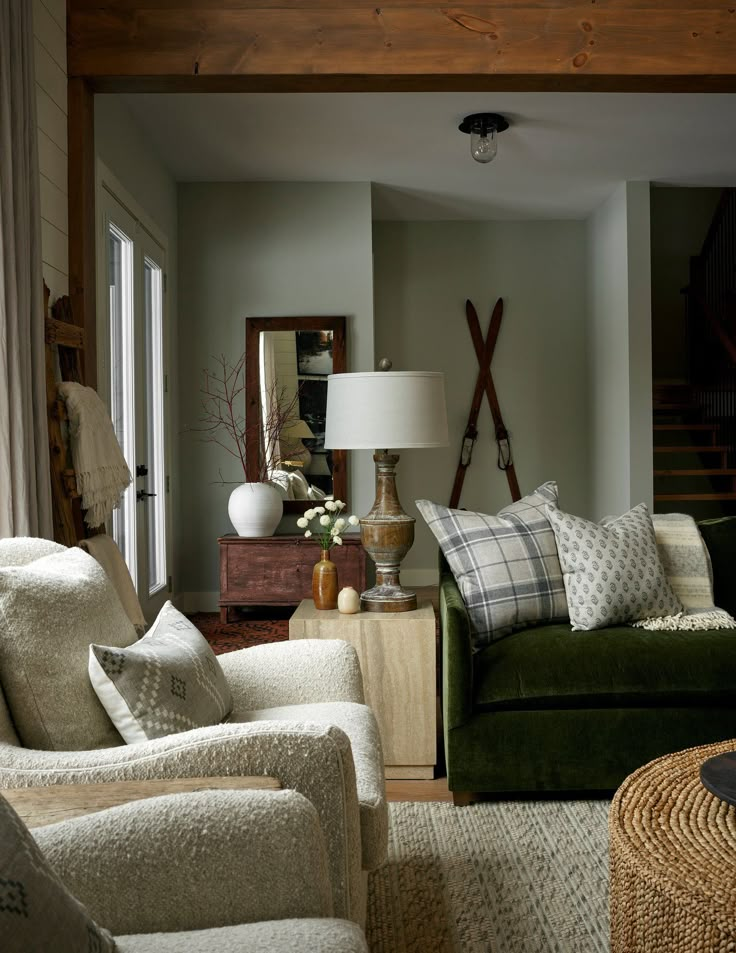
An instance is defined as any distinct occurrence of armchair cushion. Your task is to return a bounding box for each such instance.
[89,602,232,744]
[116,919,369,952]
[0,794,115,953]
[34,789,333,935]
[0,547,136,751]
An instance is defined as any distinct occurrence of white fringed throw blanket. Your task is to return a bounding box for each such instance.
[633,512,736,631]
[58,382,132,527]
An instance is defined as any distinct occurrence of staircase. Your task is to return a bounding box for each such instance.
[652,188,736,518]
[653,383,736,515]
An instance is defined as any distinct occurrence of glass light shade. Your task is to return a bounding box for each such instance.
[324,371,448,450]
[470,124,497,164]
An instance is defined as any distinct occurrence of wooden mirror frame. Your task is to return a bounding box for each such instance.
[245,316,347,514]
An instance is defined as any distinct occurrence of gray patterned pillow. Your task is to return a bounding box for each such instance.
[417,482,569,649]
[546,503,683,631]
[0,794,116,953]
[89,602,233,743]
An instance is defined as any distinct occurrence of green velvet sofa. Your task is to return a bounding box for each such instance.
[440,515,736,802]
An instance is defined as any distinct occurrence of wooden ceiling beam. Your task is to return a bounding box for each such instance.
[68,3,736,92]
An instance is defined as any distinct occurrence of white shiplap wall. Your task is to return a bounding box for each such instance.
[33,0,68,298]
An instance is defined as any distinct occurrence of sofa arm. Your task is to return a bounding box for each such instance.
[0,721,362,921]
[440,570,473,730]
[218,640,365,710]
[34,789,333,935]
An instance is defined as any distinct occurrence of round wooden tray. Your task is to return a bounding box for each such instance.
[700,749,736,806]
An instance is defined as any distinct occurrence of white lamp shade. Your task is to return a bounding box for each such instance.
[324,371,449,450]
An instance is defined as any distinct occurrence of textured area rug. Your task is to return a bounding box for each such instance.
[367,800,610,953]
[189,612,289,655]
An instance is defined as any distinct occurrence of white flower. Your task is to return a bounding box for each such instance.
[319,514,330,526]
[334,517,346,531]
[324,501,337,511]
[330,526,341,537]
[304,509,315,520]
[296,517,309,528]
[304,530,312,538]
[348,515,359,526]
[334,500,345,509]
[334,536,343,545]
[314,506,326,515]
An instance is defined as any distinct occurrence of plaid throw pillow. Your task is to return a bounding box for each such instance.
[416,482,568,649]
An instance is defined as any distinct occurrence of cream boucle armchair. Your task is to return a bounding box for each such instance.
[0,640,387,925]
[22,788,369,951]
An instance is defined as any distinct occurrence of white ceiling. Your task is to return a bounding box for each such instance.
[121,91,736,220]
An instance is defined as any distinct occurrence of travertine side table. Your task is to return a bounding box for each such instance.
[289,600,436,780]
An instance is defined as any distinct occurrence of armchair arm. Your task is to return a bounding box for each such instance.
[34,789,333,935]
[440,569,473,731]
[0,721,362,921]
[219,639,365,710]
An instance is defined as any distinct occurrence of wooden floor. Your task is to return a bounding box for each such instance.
[386,777,453,802]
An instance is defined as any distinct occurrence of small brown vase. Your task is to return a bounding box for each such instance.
[313,549,338,610]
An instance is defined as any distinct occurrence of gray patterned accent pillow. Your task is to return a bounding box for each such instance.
[89,602,233,743]
[416,482,569,649]
[0,794,116,953]
[546,503,683,631]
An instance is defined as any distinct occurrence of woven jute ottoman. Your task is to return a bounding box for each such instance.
[609,738,736,952]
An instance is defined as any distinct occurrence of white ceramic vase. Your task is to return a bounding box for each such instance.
[228,482,283,538]
[338,586,361,614]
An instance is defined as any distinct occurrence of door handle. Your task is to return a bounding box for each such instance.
[136,490,157,502]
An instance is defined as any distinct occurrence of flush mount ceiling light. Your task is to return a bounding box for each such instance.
[458,112,509,164]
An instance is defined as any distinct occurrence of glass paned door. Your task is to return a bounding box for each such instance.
[98,187,170,621]
[143,257,167,595]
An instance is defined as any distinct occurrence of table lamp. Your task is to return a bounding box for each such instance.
[324,366,448,612]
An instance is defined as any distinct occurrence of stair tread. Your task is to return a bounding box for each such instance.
[653,423,719,431]
[654,469,736,476]
[653,445,729,453]
[654,493,736,501]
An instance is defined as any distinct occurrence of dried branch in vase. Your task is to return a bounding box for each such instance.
[194,353,301,484]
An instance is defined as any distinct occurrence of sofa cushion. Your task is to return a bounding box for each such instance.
[0,537,66,567]
[89,602,233,744]
[0,794,116,953]
[0,548,137,750]
[474,623,736,712]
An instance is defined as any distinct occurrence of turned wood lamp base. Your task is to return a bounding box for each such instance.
[359,452,417,613]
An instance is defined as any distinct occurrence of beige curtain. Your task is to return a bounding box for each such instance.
[0,0,53,538]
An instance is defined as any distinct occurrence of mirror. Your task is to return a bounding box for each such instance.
[245,316,347,513]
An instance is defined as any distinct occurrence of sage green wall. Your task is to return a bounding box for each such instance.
[650,186,722,382]
[177,182,374,602]
[373,220,590,583]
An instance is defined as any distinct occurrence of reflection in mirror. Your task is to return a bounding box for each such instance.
[259,329,334,500]
[245,316,347,514]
